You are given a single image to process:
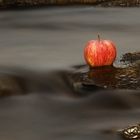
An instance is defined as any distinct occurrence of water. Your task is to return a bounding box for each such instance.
[0,7,140,70]
[0,7,140,140]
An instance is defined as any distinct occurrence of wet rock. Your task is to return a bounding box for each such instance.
[119,124,140,140]
[0,74,24,97]
[0,0,140,8]
[64,52,140,95]
[121,52,140,63]
[98,0,140,7]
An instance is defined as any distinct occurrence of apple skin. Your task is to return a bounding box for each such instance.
[84,38,117,67]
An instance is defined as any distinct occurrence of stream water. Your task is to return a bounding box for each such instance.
[0,7,140,140]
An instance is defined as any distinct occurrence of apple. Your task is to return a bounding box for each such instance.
[84,35,117,67]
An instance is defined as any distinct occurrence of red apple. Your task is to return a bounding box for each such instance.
[84,35,117,67]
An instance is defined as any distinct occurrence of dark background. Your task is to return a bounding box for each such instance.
[0,0,140,8]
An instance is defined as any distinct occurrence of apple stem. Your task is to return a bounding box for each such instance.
[98,34,100,42]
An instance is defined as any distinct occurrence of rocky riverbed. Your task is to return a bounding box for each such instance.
[0,0,140,8]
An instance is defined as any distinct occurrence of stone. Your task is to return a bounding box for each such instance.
[0,74,24,97]
[119,124,140,140]
[0,0,140,8]
[64,52,140,95]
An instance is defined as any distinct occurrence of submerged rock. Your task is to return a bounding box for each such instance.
[0,74,24,97]
[119,123,140,140]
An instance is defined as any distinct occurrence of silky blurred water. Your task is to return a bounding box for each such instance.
[0,7,140,140]
[0,7,140,70]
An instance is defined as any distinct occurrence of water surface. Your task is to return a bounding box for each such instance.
[0,7,140,140]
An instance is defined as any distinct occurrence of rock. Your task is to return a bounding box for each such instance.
[120,52,140,63]
[119,124,140,140]
[0,0,140,8]
[64,52,140,95]
[0,74,24,97]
